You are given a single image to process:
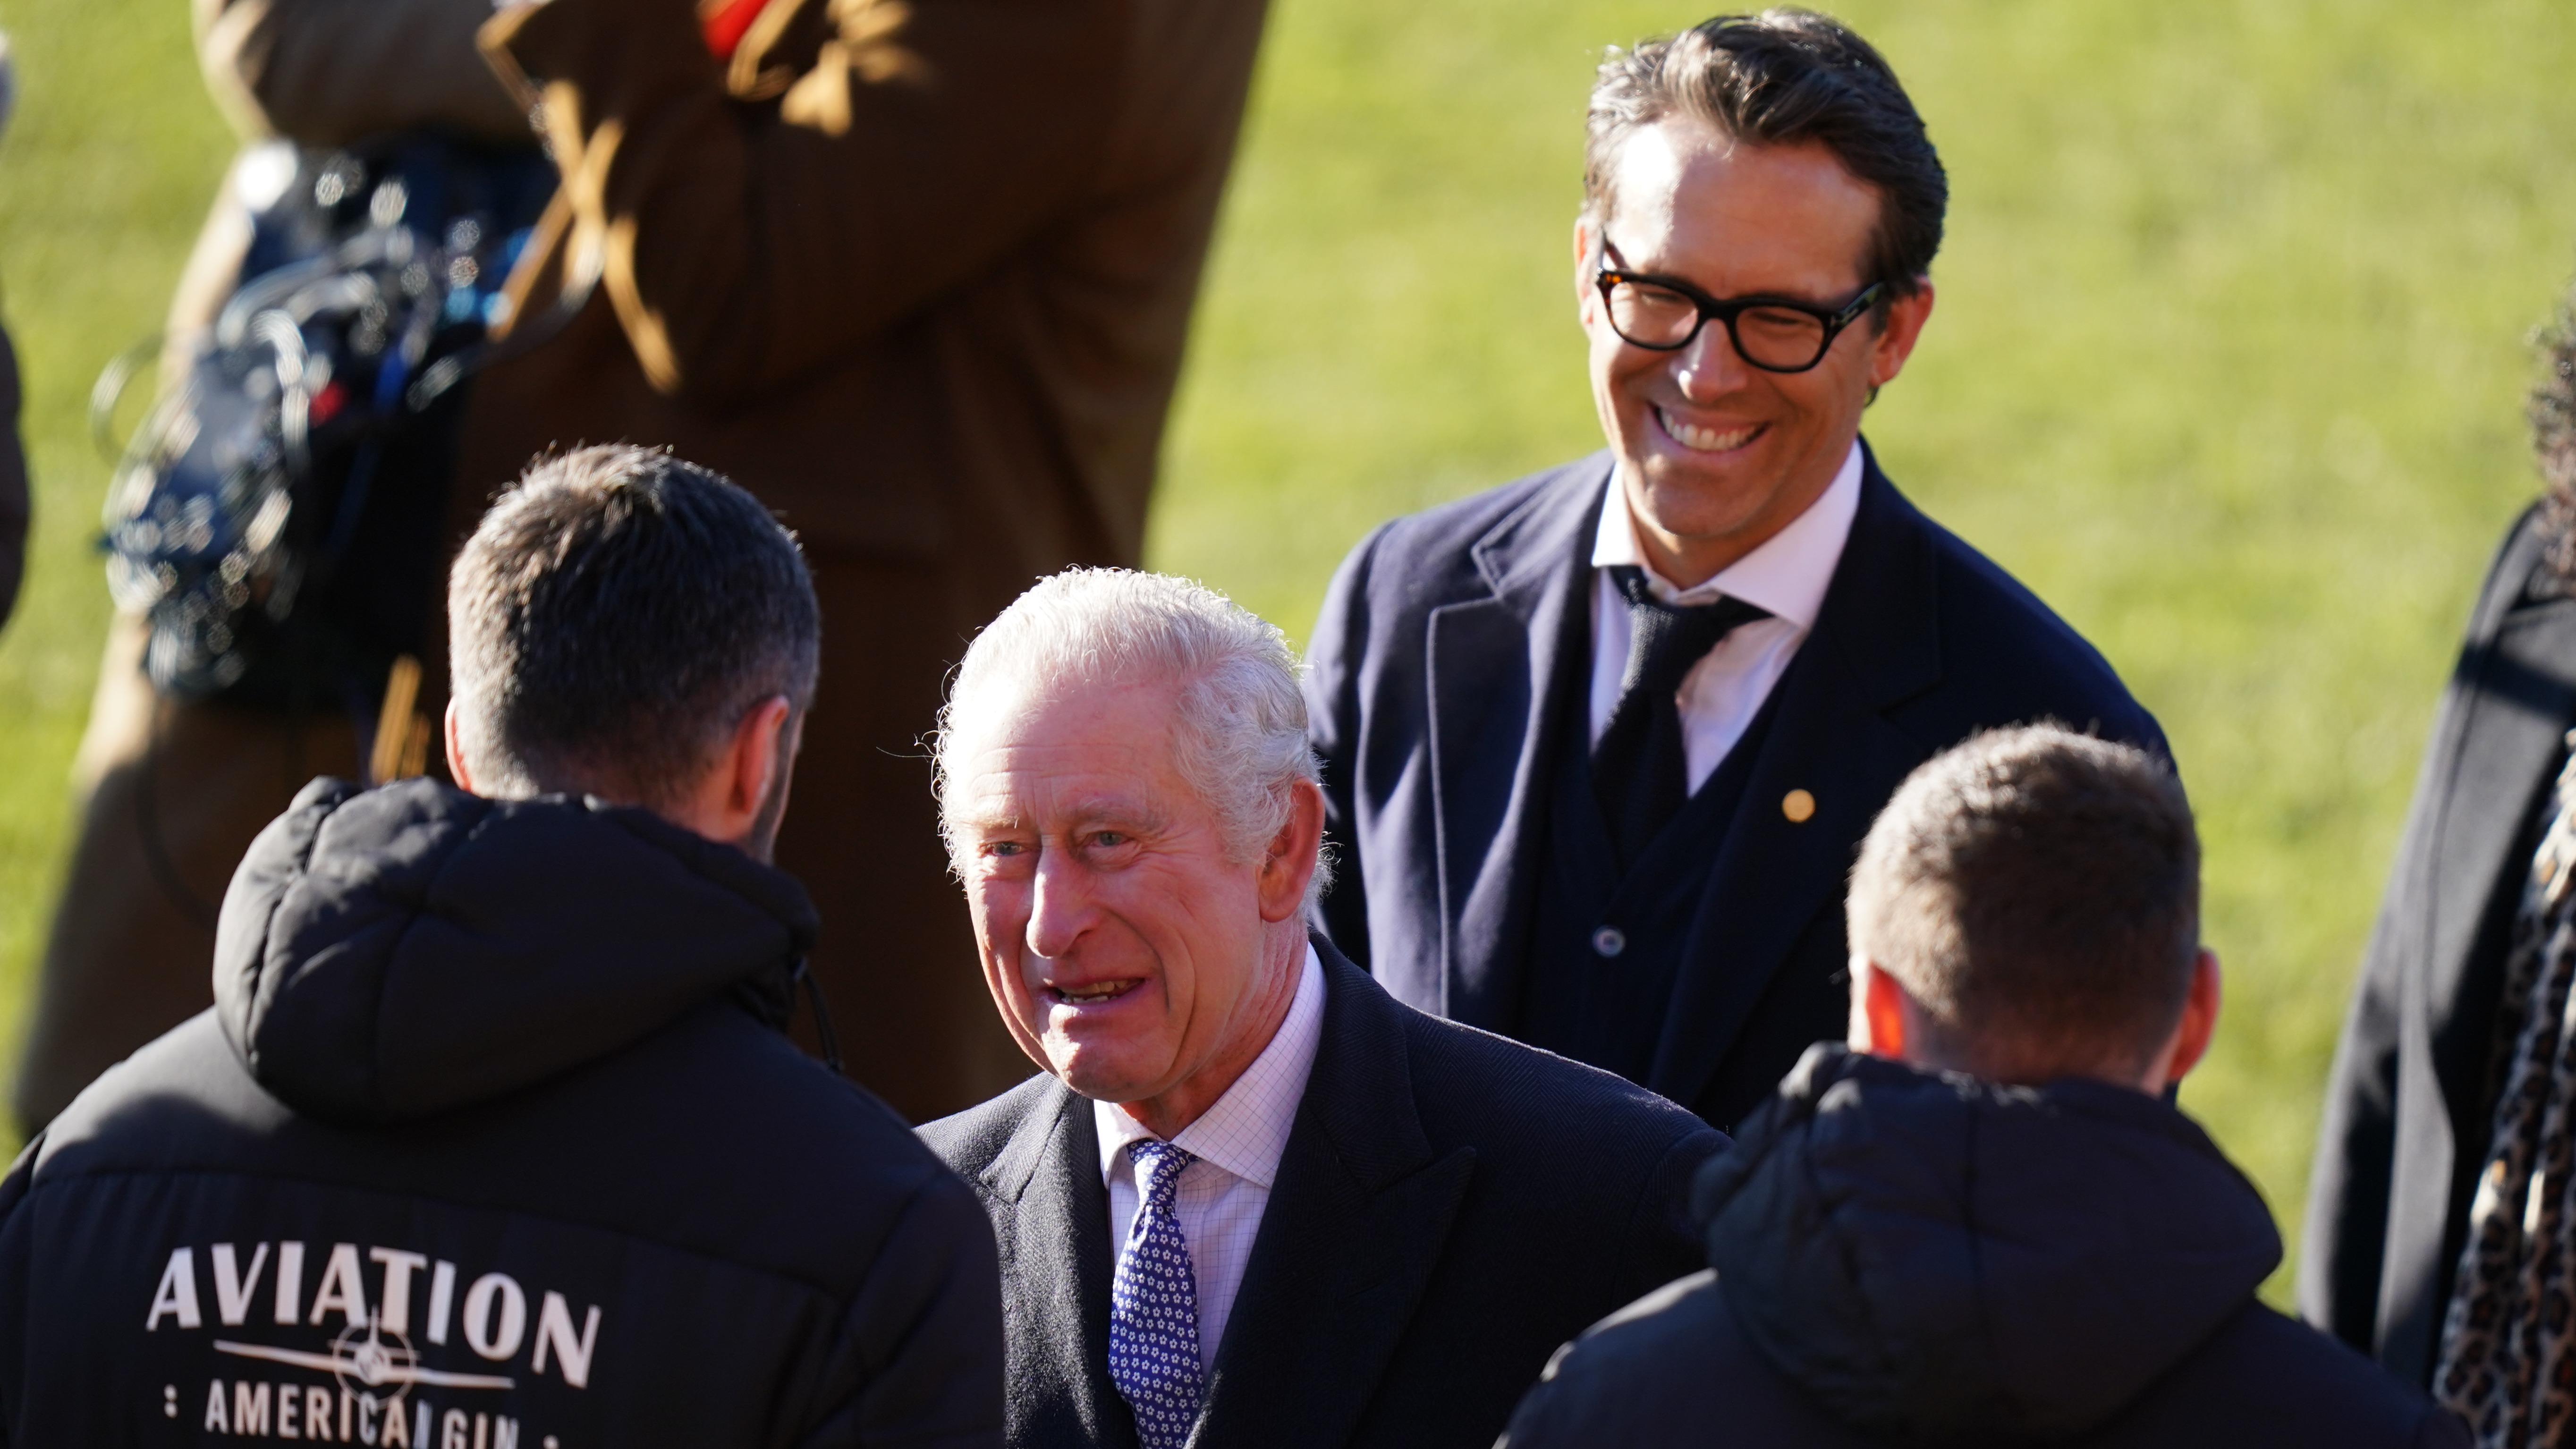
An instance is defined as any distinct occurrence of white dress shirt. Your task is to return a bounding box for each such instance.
[1588,441,1863,793]
[1095,944,1327,1375]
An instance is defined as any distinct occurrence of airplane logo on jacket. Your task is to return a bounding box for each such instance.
[214,1317,515,1392]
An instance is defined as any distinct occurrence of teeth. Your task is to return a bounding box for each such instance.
[1057,983,1127,1002]
[1659,410,1757,452]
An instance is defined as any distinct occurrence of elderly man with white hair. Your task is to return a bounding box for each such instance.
[919,568,1725,1449]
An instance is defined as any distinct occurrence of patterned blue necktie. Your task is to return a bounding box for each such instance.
[1108,1139,1203,1449]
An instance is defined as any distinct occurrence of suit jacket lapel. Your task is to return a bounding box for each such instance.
[1647,454,1944,1109]
[1426,460,1606,1029]
[984,1080,1136,1449]
[1192,944,1476,1446]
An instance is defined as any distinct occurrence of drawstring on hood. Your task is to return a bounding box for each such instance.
[789,955,845,1076]
[213,775,823,1125]
[1698,1044,2281,1447]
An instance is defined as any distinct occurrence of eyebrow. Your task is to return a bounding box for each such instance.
[1600,237,1858,309]
[1061,797,1169,835]
[953,794,1169,836]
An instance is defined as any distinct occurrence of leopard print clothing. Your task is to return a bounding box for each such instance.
[2437,735,2576,1449]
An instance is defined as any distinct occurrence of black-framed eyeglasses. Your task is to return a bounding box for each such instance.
[1593,242,1884,374]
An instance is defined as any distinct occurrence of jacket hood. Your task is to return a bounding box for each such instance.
[213,776,820,1125]
[1700,1044,2280,1446]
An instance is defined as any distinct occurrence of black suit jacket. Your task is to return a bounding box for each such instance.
[915,939,1724,1449]
[2302,506,2576,1383]
[1303,444,2167,1129]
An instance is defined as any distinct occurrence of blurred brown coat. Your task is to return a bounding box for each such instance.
[472,0,1258,571]
[18,0,1266,1132]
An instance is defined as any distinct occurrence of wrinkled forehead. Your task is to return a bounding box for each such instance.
[944,673,1188,825]
[949,749,1173,832]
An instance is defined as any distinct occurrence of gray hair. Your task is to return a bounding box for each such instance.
[934,568,1329,893]
[1848,724,2199,1082]
[449,444,820,806]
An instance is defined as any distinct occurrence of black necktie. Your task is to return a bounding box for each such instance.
[1592,565,1770,865]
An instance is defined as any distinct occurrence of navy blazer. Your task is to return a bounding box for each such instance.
[2302,506,2576,1385]
[916,938,1723,1449]
[1304,444,2167,1130]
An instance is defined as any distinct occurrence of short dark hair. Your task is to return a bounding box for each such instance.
[449,444,820,806]
[1848,725,2199,1082]
[1583,8,1947,302]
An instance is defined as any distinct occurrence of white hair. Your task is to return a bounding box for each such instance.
[934,568,1330,894]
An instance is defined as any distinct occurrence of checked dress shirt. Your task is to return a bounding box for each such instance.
[1095,945,1328,1377]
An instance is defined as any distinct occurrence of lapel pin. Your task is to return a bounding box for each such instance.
[1782,788,1816,824]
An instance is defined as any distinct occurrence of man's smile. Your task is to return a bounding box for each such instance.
[1655,407,1763,454]
[1043,975,1146,1008]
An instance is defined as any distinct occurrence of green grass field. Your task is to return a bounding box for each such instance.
[5,0,2576,1305]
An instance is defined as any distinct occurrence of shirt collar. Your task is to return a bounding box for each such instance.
[1588,438,1864,631]
[1094,943,1328,1191]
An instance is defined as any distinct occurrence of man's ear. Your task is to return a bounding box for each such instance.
[665,695,795,850]
[720,695,794,826]
[1848,956,1909,1059]
[1866,277,1936,391]
[2151,949,2223,1092]
[443,701,477,795]
[1256,779,1326,924]
[1573,214,1601,324]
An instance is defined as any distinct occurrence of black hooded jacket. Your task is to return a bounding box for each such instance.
[0,777,1003,1448]
[1500,1045,2466,1449]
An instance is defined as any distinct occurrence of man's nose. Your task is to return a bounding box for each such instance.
[1024,848,1096,959]
[1672,318,1751,402]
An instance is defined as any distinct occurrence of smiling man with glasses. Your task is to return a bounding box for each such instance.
[1304,7,2170,1135]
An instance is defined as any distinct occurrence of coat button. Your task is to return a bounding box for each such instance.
[1592,926,1627,958]
[1782,788,1816,823]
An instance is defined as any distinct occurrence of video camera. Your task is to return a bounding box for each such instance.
[99,133,553,725]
